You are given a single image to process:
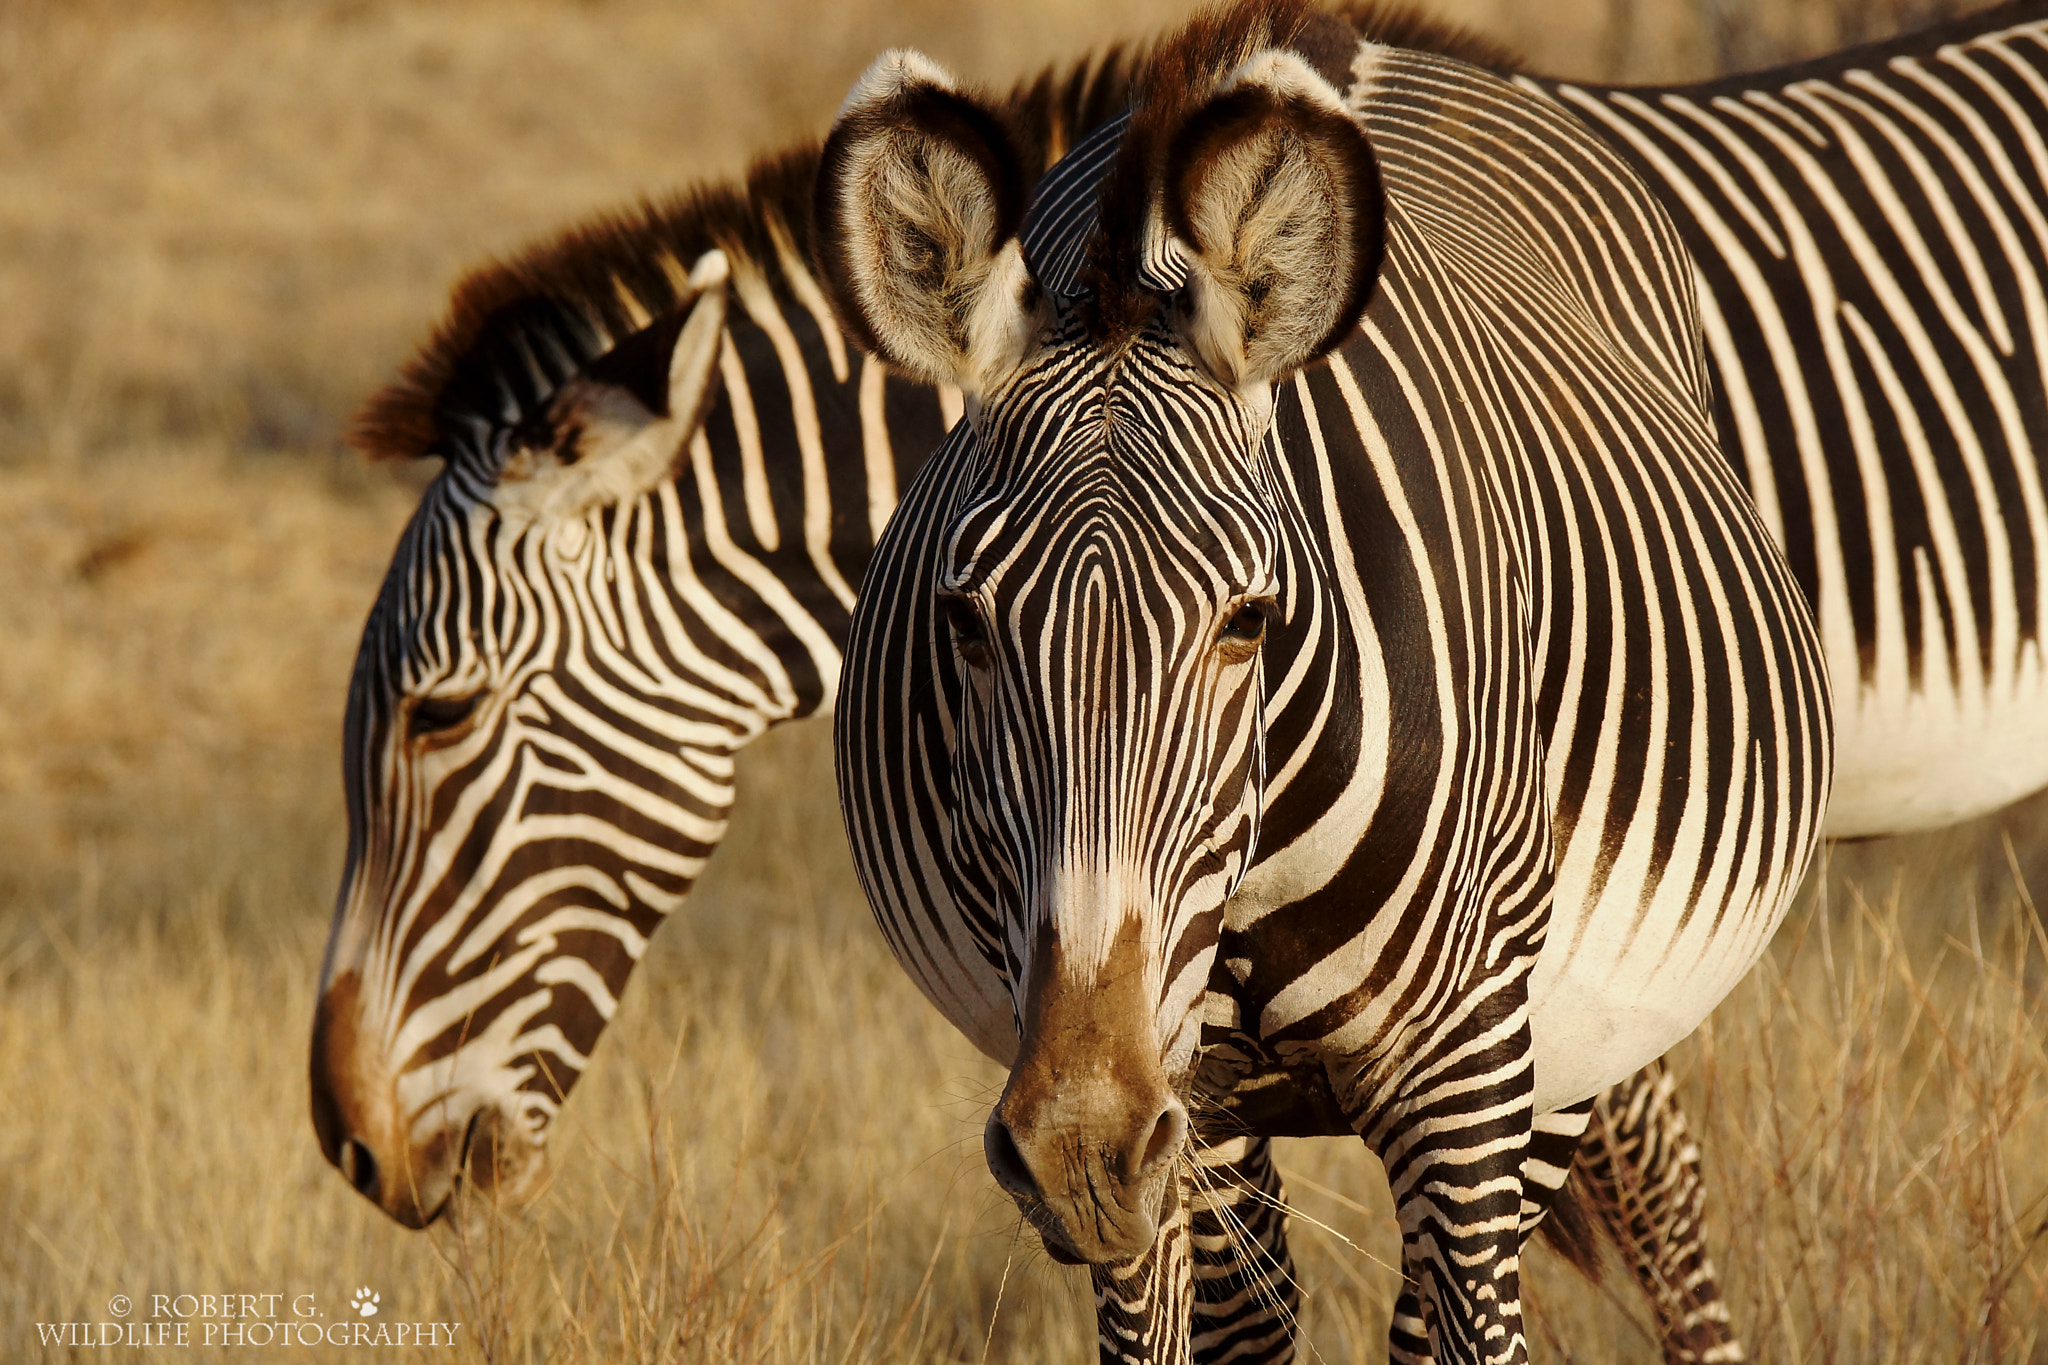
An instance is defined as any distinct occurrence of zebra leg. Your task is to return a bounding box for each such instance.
[1093,1173,1195,1365]
[1382,1099,1579,1365]
[1371,1077,1535,1363]
[1575,1060,1743,1364]
[1188,1135,1301,1364]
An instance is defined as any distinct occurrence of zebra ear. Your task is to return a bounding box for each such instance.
[1159,50,1384,391]
[490,251,730,527]
[815,50,1038,394]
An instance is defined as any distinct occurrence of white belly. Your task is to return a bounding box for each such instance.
[1826,660,2048,835]
[1527,763,1819,1112]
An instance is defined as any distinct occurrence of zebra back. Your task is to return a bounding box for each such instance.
[1539,1,2048,834]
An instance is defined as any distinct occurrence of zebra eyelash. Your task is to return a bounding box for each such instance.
[408,691,486,740]
[938,594,991,666]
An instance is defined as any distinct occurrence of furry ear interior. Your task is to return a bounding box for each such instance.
[815,50,1039,394]
[490,250,731,527]
[1160,50,1384,391]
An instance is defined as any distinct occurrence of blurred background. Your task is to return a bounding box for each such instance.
[4,0,2044,1360]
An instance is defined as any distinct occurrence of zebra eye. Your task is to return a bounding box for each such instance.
[1219,603,1268,648]
[940,595,990,667]
[409,691,484,739]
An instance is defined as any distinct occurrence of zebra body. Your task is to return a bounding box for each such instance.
[825,6,1829,1361]
[1533,0,2048,834]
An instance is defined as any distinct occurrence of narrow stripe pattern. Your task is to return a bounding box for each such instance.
[836,29,1831,1365]
[321,1,2048,1354]
[1530,1,2048,834]
[314,225,948,1223]
[1577,1059,1742,1364]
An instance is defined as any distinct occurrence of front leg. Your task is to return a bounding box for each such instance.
[1189,1135,1301,1363]
[1355,989,1535,1365]
[1093,1172,1194,1365]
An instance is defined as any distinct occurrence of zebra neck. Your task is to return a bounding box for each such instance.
[649,268,958,735]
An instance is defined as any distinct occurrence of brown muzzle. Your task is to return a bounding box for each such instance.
[981,928,1189,1263]
[308,972,544,1227]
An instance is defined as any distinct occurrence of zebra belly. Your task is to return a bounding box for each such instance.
[1826,661,2048,834]
[1527,837,1801,1114]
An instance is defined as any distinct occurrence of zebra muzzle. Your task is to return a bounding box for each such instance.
[984,1079,1188,1263]
[310,971,549,1227]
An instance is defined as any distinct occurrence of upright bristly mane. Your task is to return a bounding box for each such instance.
[352,2,1516,471]
[1082,0,1317,344]
[350,151,823,467]
[1326,0,1520,73]
[351,55,1141,471]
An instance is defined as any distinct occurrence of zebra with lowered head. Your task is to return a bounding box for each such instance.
[824,1,1832,1360]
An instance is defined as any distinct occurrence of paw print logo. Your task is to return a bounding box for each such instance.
[351,1288,380,1318]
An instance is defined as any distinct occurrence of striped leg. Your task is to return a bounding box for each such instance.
[1381,1164,1530,1365]
[1381,1100,1588,1364]
[1372,1069,1535,1363]
[1520,1100,1596,1242]
[1094,1176,1195,1365]
[1575,1060,1743,1364]
[1189,1136,1301,1364]
[1170,1073,1736,1364]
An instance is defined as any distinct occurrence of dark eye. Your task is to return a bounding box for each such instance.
[409,691,484,739]
[1219,603,1268,646]
[940,594,990,666]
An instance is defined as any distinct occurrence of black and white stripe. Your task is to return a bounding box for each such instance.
[313,1,2048,1357]
[828,11,1830,1364]
[309,200,955,1227]
[1533,0,2048,835]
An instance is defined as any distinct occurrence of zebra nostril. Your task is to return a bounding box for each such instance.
[1133,1100,1188,1181]
[983,1114,1041,1201]
[339,1138,380,1201]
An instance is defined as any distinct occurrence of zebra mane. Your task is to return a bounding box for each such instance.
[1323,0,1520,73]
[351,2,1513,467]
[1079,0,1325,342]
[351,150,817,465]
[351,55,1143,467]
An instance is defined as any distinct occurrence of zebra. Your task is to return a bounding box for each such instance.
[307,147,960,1227]
[1498,5,2048,1344]
[308,23,1725,1345]
[823,1,1832,1361]
[311,1,2048,1357]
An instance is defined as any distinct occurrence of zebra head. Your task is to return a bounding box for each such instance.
[818,19,1381,1265]
[311,252,737,1227]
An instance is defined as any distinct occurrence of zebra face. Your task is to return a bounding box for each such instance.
[818,39,1381,1263]
[313,276,737,1227]
[942,326,1282,1262]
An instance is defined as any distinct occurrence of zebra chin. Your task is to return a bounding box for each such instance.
[984,1112,1186,1266]
[309,972,552,1227]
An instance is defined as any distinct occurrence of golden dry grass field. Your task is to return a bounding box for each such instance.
[3,0,2046,1360]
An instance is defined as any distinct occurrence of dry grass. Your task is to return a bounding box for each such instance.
[4,0,2047,1360]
